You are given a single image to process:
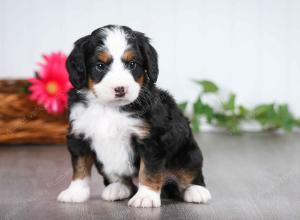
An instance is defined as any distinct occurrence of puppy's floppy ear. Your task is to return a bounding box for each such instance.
[134,32,159,84]
[66,35,90,89]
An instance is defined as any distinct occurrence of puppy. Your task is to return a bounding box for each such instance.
[57,25,211,207]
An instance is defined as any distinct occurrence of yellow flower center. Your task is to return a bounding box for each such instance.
[46,81,58,95]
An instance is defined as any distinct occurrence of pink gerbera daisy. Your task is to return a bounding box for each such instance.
[28,52,72,114]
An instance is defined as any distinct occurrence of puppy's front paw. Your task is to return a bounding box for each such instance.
[57,179,90,203]
[183,185,211,204]
[128,185,161,208]
[102,182,131,201]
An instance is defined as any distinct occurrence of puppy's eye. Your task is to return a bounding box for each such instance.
[96,63,106,72]
[127,61,136,70]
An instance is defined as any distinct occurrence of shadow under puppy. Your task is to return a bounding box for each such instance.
[57,25,211,208]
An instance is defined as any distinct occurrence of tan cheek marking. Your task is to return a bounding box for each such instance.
[88,79,97,97]
[97,51,112,63]
[88,79,93,89]
[72,155,94,180]
[122,49,136,62]
[139,160,163,192]
[136,74,145,86]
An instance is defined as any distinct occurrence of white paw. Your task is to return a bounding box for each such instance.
[183,185,211,204]
[57,178,90,203]
[128,185,161,208]
[101,182,132,201]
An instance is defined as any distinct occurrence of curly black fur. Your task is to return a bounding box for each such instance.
[66,25,207,199]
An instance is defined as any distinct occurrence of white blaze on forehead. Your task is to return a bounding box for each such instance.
[103,27,129,59]
[92,27,140,106]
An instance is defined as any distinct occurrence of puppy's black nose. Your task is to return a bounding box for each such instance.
[114,86,126,98]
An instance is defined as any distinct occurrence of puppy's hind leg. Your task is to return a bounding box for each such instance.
[175,169,211,204]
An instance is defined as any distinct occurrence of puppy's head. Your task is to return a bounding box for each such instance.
[67,25,158,106]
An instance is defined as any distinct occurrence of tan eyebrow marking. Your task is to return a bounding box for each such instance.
[97,51,112,63]
[122,49,136,62]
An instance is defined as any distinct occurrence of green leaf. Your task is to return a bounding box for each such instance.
[193,98,204,115]
[192,98,214,123]
[181,78,300,134]
[294,118,300,127]
[191,115,200,132]
[225,117,240,134]
[228,94,236,111]
[277,104,294,132]
[277,104,292,120]
[223,93,236,111]
[282,121,293,132]
[214,113,240,134]
[178,101,188,112]
[253,104,273,117]
[238,105,250,118]
[194,80,219,93]
[214,113,227,125]
[253,104,285,130]
[202,105,214,123]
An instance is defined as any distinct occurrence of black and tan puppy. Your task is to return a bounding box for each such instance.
[57,25,211,208]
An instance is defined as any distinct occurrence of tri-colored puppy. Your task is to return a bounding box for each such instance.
[57,25,211,208]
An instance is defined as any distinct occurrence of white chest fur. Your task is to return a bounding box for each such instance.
[70,101,146,181]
